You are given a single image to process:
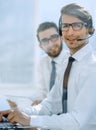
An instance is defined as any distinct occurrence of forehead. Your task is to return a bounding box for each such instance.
[38,27,58,39]
[62,14,83,23]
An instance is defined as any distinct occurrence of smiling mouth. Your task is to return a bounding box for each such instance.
[66,38,78,42]
[67,38,77,41]
[67,39,76,42]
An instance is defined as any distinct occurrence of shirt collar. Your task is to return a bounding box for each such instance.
[72,44,93,61]
[52,48,69,64]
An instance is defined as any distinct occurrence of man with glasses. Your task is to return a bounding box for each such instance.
[32,21,69,105]
[61,22,87,31]
[0,3,96,130]
[8,22,69,107]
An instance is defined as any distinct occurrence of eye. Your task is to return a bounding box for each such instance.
[41,38,48,43]
[51,34,59,39]
[62,24,69,28]
[74,23,82,28]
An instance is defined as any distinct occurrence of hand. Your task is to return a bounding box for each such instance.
[7,109,30,126]
[7,99,17,108]
[31,100,42,106]
[0,110,11,121]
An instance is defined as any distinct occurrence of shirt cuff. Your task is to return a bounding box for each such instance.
[30,115,44,128]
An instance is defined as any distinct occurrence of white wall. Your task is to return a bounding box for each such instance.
[0,0,36,97]
[35,0,96,49]
[0,0,96,98]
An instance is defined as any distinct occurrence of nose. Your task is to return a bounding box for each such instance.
[48,39,53,44]
[67,26,74,36]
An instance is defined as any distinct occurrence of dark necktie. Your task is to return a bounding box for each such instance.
[50,60,56,90]
[62,57,75,113]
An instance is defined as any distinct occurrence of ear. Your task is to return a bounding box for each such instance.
[88,27,95,35]
[58,16,62,36]
[60,36,63,41]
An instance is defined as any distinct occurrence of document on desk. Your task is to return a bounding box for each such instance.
[6,95,33,108]
[0,95,11,111]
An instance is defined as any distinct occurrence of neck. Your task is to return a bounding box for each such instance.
[70,42,88,55]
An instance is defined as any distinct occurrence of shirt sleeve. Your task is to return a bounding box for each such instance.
[29,66,96,130]
[22,54,96,130]
[34,55,50,99]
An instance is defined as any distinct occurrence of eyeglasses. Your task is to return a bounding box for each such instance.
[61,22,87,31]
[40,34,60,46]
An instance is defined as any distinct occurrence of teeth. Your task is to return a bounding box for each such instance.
[67,37,77,40]
[69,38,75,40]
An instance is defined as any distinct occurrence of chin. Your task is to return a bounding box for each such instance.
[48,52,57,57]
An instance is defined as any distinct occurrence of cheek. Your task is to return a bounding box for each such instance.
[62,31,66,37]
[86,29,89,35]
[56,41,62,48]
[81,28,89,36]
[61,36,64,41]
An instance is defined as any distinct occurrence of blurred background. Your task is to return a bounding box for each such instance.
[0,0,96,99]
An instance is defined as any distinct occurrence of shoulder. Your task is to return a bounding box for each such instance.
[37,53,51,67]
[81,51,96,73]
[56,48,69,63]
[61,48,70,57]
[39,53,50,62]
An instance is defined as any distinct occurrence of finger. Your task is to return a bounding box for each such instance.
[0,110,11,117]
[7,100,17,108]
[32,100,42,106]
[7,111,14,121]
[7,112,18,124]
[8,116,16,124]
[0,113,3,121]
[31,102,36,106]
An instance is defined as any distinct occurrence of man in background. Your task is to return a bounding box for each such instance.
[32,21,69,105]
[8,22,69,107]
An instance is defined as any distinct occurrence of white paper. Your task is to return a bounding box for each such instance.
[7,95,33,108]
[0,96,11,111]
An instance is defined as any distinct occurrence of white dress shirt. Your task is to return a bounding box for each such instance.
[34,48,69,99]
[22,44,96,130]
